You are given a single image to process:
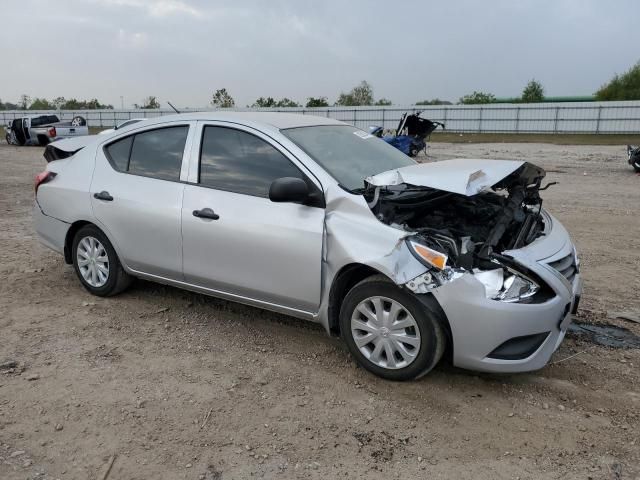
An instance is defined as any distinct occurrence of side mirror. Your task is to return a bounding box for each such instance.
[269,177,309,203]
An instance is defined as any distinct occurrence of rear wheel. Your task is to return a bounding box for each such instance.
[339,275,445,380]
[72,225,132,296]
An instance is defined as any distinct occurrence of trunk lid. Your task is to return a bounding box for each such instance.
[43,136,96,162]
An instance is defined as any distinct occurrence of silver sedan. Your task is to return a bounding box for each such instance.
[33,112,582,380]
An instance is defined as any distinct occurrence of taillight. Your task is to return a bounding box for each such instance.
[34,171,56,194]
[48,127,57,137]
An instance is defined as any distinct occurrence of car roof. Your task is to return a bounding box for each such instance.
[133,111,345,130]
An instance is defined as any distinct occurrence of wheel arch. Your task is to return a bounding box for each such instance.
[327,263,387,336]
[64,220,93,264]
[327,262,454,361]
[64,220,127,271]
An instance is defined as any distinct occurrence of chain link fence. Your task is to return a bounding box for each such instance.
[2,101,640,134]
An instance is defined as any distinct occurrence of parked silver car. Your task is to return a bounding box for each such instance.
[33,112,582,380]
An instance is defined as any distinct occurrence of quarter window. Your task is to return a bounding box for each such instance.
[104,125,188,181]
[104,136,132,171]
[199,126,304,197]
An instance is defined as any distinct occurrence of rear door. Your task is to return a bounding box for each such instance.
[181,122,325,314]
[91,122,194,279]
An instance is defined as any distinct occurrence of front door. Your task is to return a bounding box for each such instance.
[181,123,324,313]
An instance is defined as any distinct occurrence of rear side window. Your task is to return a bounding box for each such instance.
[199,126,304,197]
[105,136,132,171]
[104,126,188,181]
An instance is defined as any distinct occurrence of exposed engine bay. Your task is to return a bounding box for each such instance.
[365,162,548,271]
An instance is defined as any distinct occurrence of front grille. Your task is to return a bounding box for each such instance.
[548,252,578,283]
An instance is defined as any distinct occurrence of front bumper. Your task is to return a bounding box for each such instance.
[431,213,583,373]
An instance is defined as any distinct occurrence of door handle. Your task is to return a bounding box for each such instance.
[192,208,219,220]
[93,191,113,201]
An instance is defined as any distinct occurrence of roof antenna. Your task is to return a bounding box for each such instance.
[167,101,180,114]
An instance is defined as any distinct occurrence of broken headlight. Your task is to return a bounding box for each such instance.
[474,268,539,303]
[406,239,448,270]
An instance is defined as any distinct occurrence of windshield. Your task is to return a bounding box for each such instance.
[282,125,415,191]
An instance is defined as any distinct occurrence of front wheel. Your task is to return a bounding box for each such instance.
[72,225,133,296]
[340,275,446,380]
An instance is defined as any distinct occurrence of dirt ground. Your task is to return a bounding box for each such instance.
[1,141,639,480]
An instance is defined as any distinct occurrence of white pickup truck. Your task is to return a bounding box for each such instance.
[5,114,89,146]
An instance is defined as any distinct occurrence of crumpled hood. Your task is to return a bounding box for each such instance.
[365,158,525,196]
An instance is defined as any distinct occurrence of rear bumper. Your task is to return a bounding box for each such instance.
[431,213,583,373]
[33,202,69,255]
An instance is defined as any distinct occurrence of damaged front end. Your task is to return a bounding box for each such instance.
[364,160,552,302]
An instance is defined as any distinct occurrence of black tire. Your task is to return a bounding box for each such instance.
[71,116,87,127]
[632,161,640,173]
[339,275,446,381]
[409,147,420,157]
[72,225,133,297]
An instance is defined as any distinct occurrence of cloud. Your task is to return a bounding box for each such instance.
[117,29,149,49]
[1,0,639,107]
[92,0,203,18]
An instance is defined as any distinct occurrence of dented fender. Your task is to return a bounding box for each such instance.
[316,185,428,331]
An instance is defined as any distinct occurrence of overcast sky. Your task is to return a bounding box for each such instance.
[1,0,639,108]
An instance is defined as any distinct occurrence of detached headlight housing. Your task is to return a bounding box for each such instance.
[406,239,448,270]
[474,267,540,303]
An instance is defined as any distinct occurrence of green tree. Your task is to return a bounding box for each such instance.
[251,97,300,108]
[458,91,495,104]
[52,97,66,109]
[275,98,300,107]
[82,98,113,109]
[252,96,277,107]
[375,98,392,106]
[28,98,54,110]
[19,94,31,110]
[595,61,640,100]
[305,97,329,107]
[139,96,160,109]
[0,99,18,110]
[415,99,452,105]
[336,81,374,106]
[521,79,545,103]
[211,88,235,108]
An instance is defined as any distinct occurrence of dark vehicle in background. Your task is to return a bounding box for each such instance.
[5,114,89,146]
[370,112,445,157]
[627,145,640,172]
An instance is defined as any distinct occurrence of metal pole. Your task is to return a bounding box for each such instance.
[553,106,560,133]
[382,108,385,128]
[515,106,520,133]
[595,105,602,134]
[478,107,483,133]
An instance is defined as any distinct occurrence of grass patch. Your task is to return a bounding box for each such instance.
[429,132,640,145]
